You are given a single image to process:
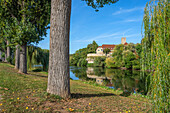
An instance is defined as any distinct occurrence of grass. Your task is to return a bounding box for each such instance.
[0,63,151,112]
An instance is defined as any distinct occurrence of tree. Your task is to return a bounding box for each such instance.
[15,45,20,69]
[47,0,72,98]
[94,57,106,67]
[87,41,98,53]
[103,48,110,55]
[48,0,119,98]
[122,51,136,69]
[142,0,169,112]
[0,0,51,73]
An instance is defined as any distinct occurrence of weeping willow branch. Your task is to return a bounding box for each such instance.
[142,0,169,112]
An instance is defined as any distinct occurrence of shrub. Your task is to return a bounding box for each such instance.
[94,57,106,67]
[133,60,140,70]
[87,63,94,67]
[105,57,116,68]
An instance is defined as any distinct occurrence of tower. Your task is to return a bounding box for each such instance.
[121,37,126,44]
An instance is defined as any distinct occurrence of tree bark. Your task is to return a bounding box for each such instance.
[0,50,2,60]
[15,45,20,69]
[19,44,27,74]
[4,51,7,62]
[47,0,71,99]
[7,40,10,59]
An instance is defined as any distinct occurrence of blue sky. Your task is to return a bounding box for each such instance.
[38,0,150,54]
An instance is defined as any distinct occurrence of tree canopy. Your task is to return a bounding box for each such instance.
[0,0,51,45]
[83,0,119,11]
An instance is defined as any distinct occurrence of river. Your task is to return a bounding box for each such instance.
[70,66,149,95]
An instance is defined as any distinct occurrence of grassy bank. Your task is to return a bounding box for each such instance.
[0,63,151,112]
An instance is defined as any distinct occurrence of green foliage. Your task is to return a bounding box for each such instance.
[77,58,87,67]
[132,60,140,70]
[103,48,110,55]
[7,56,13,64]
[1,52,5,58]
[70,41,98,67]
[0,0,51,45]
[87,41,99,53]
[142,0,169,112]
[82,0,119,11]
[107,44,141,69]
[135,44,142,58]
[105,57,117,68]
[94,57,106,67]
[27,45,49,71]
[87,63,94,67]
[123,51,136,69]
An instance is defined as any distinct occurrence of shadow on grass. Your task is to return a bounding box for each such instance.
[120,91,131,97]
[28,73,48,78]
[32,68,43,72]
[71,93,115,99]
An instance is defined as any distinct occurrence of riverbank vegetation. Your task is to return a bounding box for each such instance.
[0,63,151,112]
[70,42,142,70]
[70,41,98,67]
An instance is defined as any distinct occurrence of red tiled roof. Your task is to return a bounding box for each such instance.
[102,44,115,50]
[124,42,128,45]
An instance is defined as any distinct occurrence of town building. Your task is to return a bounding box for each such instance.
[87,37,128,63]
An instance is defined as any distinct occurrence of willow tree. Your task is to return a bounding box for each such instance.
[142,0,169,112]
[0,0,51,73]
[27,45,49,71]
[47,0,119,98]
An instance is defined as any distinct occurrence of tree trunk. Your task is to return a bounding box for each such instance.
[0,50,2,60]
[19,44,27,74]
[47,0,71,99]
[7,40,10,59]
[15,45,20,69]
[4,51,7,62]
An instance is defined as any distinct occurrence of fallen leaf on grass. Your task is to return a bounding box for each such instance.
[4,88,9,90]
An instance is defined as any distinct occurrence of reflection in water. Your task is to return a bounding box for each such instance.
[70,66,149,95]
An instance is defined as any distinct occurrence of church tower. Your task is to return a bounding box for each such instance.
[121,37,126,44]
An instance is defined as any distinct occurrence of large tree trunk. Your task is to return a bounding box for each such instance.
[19,44,27,74]
[47,0,71,99]
[15,45,20,69]
[7,41,10,59]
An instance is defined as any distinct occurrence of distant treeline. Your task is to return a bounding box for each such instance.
[70,41,142,70]
[70,41,98,67]
[0,45,49,72]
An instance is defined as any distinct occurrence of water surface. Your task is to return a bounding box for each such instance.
[70,66,149,95]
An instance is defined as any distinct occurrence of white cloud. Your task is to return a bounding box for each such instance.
[111,17,143,25]
[72,32,121,43]
[72,29,135,43]
[112,7,144,15]
[123,18,143,22]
